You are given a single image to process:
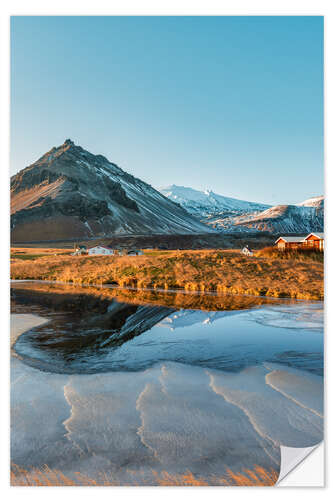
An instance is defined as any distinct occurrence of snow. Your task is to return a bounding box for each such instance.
[159,184,270,214]
[298,196,324,207]
[159,185,324,234]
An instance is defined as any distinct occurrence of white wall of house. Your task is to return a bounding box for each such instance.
[88,246,114,255]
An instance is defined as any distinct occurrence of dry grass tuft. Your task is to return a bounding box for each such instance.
[257,246,324,263]
[10,463,278,487]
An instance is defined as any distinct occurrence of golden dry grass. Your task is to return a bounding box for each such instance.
[10,463,278,486]
[11,247,71,255]
[10,248,324,300]
[11,281,298,312]
[11,247,72,261]
[257,246,324,263]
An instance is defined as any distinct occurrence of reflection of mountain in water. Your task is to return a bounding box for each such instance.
[12,288,174,374]
[158,309,245,330]
[11,284,323,376]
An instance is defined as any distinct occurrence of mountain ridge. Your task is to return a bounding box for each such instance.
[159,184,270,215]
[159,185,324,234]
[11,140,214,242]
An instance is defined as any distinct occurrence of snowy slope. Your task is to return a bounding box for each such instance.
[159,185,324,234]
[160,185,270,216]
[231,203,324,234]
[298,196,324,208]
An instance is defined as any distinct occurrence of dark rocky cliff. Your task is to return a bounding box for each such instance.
[11,139,213,242]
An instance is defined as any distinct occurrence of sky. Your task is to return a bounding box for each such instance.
[10,16,323,205]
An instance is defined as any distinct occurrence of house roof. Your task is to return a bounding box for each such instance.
[304,232,324,240]
[88,245,113,250]
[275,236,305,243]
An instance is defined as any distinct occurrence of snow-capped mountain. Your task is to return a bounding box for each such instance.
[160,185,324,234]
[11,140,213,242]
[298,196,324,208]
[160,185,270,216]
[230,203,324,234]
[157,309,245,330]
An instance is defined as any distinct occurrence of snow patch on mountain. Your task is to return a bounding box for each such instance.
[159,185,324,234]
[298,196,324,208]
[160,185,270,216]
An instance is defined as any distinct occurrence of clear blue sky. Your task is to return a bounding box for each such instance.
[11,16,323,205]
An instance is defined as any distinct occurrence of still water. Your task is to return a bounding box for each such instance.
[11,282,324,485]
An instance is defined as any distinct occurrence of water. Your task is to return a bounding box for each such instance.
[10,282,324,485]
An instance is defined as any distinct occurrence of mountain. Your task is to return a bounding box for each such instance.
[229,203,324,234]
[11,140,213,242]
[160,185,324,234]
[160,185,270,217]
[158,309,244,330]
[298,195,324,208]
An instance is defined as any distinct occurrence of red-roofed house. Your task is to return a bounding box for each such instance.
[275,236,305,250]
[302,232,324,251]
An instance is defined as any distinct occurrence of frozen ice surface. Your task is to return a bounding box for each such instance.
[11,297,324,485]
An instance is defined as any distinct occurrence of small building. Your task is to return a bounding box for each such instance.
[275,236,305,250]
[127,249,144,256]
[72,244,87,256]
[88,245,115,256]
[242,246,253,256]
[303,232,324,251]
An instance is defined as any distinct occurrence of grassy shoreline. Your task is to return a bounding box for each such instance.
[11,248,324,300]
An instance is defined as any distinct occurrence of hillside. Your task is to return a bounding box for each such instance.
[160,185,324,234]
[231,204,324,233]
[160,185,270,216]
[11,140,213,243]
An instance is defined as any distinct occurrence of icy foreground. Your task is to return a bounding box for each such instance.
[11,300,323,485]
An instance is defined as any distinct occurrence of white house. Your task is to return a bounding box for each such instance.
[88,245,115,256]
[242,246,253,256]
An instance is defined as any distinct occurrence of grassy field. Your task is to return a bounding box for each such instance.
[11,247,72,260]
[11,247,324,300]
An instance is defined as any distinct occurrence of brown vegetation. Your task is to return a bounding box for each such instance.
[11,247,72,260]
[12,281,296,313]
[257,246,324,263]
[11,248,324,300]
[11,463,278,486]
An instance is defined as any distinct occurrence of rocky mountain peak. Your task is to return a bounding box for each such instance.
[11,141,213,242]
